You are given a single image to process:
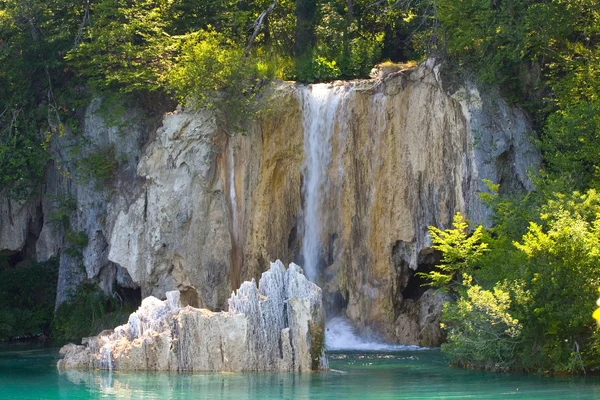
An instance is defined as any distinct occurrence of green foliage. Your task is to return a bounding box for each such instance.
[168,29,263,132]
[65,0,172,94]
[437,0,532,97]
[418,213,488,295]
[341,35,384,77]
[52,283,135,340]
[512,190,600,372]
[295,55,341,82]
[0,0,86,198]
[542,100,600,191]
[438,191,600,373]
[442,276,524,371]
[0,258,58,340]
[0,127,48,199]
[47,194,88,259]
[76,145,119,187]
[308,1,389,80]
[64,229,89,258]
[48,195,77,230]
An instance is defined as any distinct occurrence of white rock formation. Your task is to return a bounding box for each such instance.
[57,260,326,372]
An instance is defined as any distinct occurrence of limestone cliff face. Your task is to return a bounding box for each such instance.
[0,61,539,345]
[242,61,538,344]
[0,98,144,307]
[108,110,233,308]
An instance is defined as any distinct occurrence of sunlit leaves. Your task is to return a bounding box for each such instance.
[418,212,488,294]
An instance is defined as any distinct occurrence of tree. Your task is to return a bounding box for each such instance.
[418,212,488,296]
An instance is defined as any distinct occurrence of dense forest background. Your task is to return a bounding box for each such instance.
[1,0,599,374]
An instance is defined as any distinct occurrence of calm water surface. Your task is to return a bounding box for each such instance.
[2,343,600,399]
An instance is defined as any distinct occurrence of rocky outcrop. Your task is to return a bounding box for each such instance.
[0,98,145,307]
[107,109,233,308]
[57,260,326,372]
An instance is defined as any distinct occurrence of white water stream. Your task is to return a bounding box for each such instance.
[298,84,347,282]
[299,85,418,351]
[228,139,239,246]
[325,317,425,351]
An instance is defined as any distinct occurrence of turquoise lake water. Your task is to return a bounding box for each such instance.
[2,343,600,399]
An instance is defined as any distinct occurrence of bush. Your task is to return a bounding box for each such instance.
[417,212,488,296]
[513,190,600,372]
[52,283,136,340]
[436,191,600,373]
[168,29,261,132]
[76,145,119,187]
[442,276,524,371]
[295,56,341,83]
[0,258,58,340]
[339,35,384,78]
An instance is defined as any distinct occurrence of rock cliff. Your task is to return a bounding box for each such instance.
[0,60,540,346]
[57,260,326,372]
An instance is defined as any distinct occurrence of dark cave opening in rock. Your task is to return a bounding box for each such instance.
[324,290,348,318]
[0,250,26,269]
[115,285,142,309]
[402,248,442,301]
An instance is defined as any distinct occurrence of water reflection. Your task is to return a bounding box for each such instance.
[4,346,600,400]
[57,352,600,400]
[62,368,317,399]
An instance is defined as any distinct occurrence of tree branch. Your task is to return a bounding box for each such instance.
[244,0,278,56]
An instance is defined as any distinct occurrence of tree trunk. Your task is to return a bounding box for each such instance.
[295,0,317,57]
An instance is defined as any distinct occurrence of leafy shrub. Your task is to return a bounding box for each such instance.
[0,258,58,340]
[52,283,136,340]
[442,276,524,371]
[65,0,172,93]
[295,56,341,83]
[436,191,600,373]
[168,29,260,132]
[48,195,78,230]
[542,101,600,191]
[513,191,600,372]
[64,230,89,258]
[76,145,118,187]
[418,212,488,296]
[339,35,384,78]
[0,128,48,199]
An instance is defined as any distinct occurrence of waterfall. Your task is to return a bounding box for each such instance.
[228,139,239,247]
[325,317,425,351]
[298,84,347,282]
[299,86,421,351]
[99,343,113,371]
[225,137,244,289]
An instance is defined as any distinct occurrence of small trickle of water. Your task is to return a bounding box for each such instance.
[325,317,425,351]
[99,344,113,371]
[228,139,238,244]
[298,84,347,282]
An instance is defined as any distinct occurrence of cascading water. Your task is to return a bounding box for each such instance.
[325,317,425,351]
[298,84,347,282]
[99,343,113,371]
[225,137,244,289]
[298,84,421,350]
[228,140,238,246]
